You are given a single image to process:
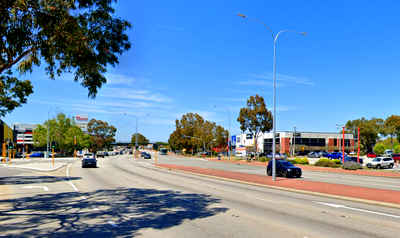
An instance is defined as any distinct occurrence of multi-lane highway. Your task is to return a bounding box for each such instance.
[1,153,400,237]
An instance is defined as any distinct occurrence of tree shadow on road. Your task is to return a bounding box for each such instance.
[0,188,228,237]
[0,175,81,186]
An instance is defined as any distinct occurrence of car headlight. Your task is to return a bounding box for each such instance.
[287,169,291,172]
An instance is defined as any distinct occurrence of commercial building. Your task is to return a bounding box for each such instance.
[232,131,354,155]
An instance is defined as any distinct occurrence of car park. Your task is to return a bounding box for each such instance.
[367,152,377,158]
[366,157,394,169]
[266,160,302,178]
[344,156,363,164]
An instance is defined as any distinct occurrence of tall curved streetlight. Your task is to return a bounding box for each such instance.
[47,107,59,158]
[124,113,149,149]
[214,105,231,162]
[237,13,307,181]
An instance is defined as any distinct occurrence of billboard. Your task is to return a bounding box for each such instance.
[236,146,246,157]
[75,113,89,132]
[231,135,236,146]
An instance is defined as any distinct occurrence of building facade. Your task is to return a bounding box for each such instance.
[234,131,354,155]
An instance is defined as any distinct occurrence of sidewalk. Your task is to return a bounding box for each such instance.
[0,158,72,171]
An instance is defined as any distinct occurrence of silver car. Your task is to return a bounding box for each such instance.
[366,157,394,169]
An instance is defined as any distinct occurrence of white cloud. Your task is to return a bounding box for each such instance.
[247,72,314,85]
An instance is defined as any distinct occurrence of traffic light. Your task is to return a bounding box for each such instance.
[153,143,158,150]
[74,144,77,149]
[8,142,13,149]
[135,145,139,150]
[51,140,56,149]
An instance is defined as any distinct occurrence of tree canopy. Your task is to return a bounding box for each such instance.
[131,133,149,145]
[87,118,116,152]
[0,0,131,115]
[237,95,273,153]
[168,113,228,153]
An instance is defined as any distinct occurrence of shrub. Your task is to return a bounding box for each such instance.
[300,158,309,165]
[260,157,267,162]
[315,160,339,168]
[317,158,331,163]
[286,159,294,164]
[373,143,385,156]
[293,158,302,164]
[342,161,363,170]
[331,159,342,165]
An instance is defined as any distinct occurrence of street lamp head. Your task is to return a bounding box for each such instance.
[214,106,217,107]
[301,32,308,35]
[237,13,246,18]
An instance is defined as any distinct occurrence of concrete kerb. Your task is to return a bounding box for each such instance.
[155,165,400,210]
[0,163,68,172]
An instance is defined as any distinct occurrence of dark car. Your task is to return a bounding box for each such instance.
[296,151,308,156]
[143,153,151,159]
[328,152,343,159]
[266,160,302,178]
[29,152,44,158]
[82,157,97,168]
[308,152,320,158]
[140,151,147,157]
[344,156,363,164]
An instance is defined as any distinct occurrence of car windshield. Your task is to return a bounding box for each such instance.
[372,158,381,162]
[280,161,294,167]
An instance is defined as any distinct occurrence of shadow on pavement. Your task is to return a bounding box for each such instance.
[0,188,228,237]
[0,176,82,185]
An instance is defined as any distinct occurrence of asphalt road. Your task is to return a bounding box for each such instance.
[1,153,400,237]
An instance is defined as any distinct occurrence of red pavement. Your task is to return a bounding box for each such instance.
[156,159,400,207]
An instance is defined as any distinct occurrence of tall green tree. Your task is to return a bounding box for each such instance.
[33,112,91,153]
[382,115,400,150]
[131,133,149,145]
[0,0,131,115]
[345,117,384,153]
[87,118,116,152]
[237,95,273,155]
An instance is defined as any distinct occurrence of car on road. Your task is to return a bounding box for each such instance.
[266,160,302,178]
[82,156,97,168]
[143,153,151,159]
[367,152,377,158]
[96,151,105,158]
[308,152,320,158]
[366,157,394,169]
[140,151,147,157]
[29,152,44,158]
[83,153,96,159]
[344,156,363,164]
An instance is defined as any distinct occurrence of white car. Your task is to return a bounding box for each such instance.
[366,157,394,169]
[83,153,96,159]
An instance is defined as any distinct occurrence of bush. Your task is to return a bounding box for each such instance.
[342,161,363,170]
[315,159,339,168]
[293,158,302,164]
[300,158,309,165]
[317,158,331,163]
[260,157,268,162]
[331,159,342,165]
[286,159,294,164]
[373,143,385,156]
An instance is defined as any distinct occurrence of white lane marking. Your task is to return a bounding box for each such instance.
[246,195,282,204]
[314,202,400,219]
[66,163,79,191]
[81,196,87,200]
[107,220,118,227]
[92,206,99,211]
[21,186,49,191]
[169,194,192,203]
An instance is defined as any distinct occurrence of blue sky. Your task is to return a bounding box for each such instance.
[4,0,400,142]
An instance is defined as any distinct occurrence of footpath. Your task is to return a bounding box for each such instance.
[2,156,400,209]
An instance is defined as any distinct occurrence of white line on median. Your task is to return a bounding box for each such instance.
[314,201,400,219]
[246,195,282,204]
[107,220,118,227]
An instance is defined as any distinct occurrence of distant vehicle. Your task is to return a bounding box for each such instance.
[266,153,287,159]
[366,157,394,169]
[266,160,302,178]
[129,150,133,155]
[141,151,147,157]
[160,148,168,155]
[392,154,400,163]
[308,152,320,158]
[367,152,377,158]
[344,156,363,164]
[143,153,151,159]
[328,152,343,159]
[384,150,393,156]
[49,152,59,157]
[296,151,308,156]
[319,151,329,157]
[83,153,96,159]
[104,152,109,156]
[29,152,44,158]
[96,151,105,158]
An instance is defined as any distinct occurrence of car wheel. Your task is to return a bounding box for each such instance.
[266,169,272,176]
[282,170,288,178]
[296,174,301,178]
[376,165,381,169]
[389,164,394,168]
[94,164,97,168]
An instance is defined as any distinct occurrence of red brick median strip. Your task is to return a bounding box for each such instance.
[156,164,400,205]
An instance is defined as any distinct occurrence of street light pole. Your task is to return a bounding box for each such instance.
[47,107,59,158]
[214,106,231,162]
[293,126,297,156]
[237,13,307,181]
[124,113,149,151]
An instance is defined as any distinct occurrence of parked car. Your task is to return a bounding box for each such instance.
[308,152,320,158]
[81,156,97,168]
[367,152,377,158]
[344,156,363,164]
[266,160,302,178]
[320,151,329,158]
[267,153,287,159]
[29,152,44,158]
[143,153,151,159]
[392,154,400,163]
[96,151,105,158]
[366,157,394,169]
[327,152,343,159]
[296,151,309,156]
[104,152,109,156]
